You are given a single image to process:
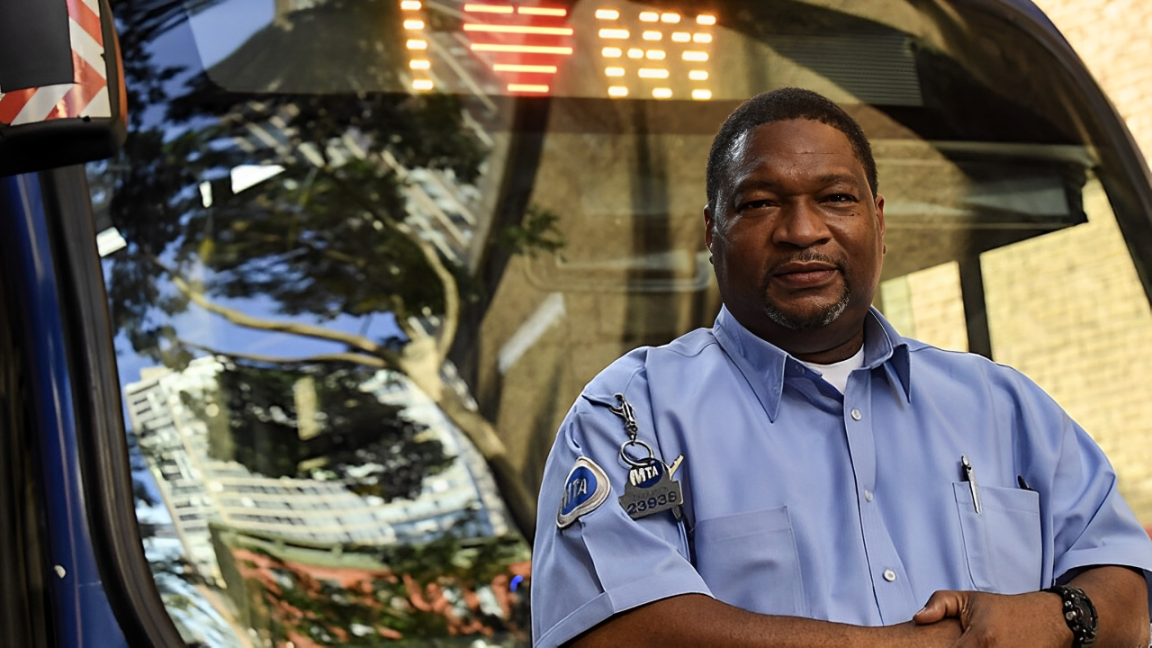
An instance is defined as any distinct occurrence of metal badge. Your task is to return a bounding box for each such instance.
[610,393,684,521]
[619,456,684,520]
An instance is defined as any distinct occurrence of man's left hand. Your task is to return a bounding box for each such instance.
[913,589,1069,647]
[912,565,1150,648]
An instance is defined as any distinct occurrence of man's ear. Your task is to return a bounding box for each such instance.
[875,194,886,238]
[704,203,716,252]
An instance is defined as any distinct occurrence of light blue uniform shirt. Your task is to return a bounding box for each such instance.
[532,306,1152,647]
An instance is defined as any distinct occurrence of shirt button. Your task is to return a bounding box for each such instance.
[864,490,874,502]
[850,409,862,421]
[883,569,897,582]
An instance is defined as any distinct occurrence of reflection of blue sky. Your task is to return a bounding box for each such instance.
[128,9,201,131]
[128,1,271,133]
[185,0,274,68]
[175,292,407,359]
[112,291,406,426]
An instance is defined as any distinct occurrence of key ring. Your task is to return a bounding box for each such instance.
[611,393,655,466]
[619,439,655,468]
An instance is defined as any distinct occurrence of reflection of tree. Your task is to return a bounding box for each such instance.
[106,1,563,536]
[193,362,450,502]
[498,204,566,259]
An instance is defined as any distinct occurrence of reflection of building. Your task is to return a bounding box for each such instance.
[364,367,512,540]
[217,110,486,266]
[126,356,510,585]
[129,359,229,583]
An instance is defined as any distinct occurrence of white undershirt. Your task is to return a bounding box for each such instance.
[801,346,865,394]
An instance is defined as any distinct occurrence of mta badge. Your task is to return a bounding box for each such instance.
[557,457,610,528]
[619,457,683,521]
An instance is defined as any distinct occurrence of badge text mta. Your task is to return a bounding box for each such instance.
[563,475,589,510]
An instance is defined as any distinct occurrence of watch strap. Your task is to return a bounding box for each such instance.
[1044,585,1098,648]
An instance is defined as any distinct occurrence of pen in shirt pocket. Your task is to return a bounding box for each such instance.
[961,455,981,514]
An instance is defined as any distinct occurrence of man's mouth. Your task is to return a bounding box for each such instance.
[772,261,839,287]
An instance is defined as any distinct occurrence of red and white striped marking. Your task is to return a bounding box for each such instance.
[0,0,112,126]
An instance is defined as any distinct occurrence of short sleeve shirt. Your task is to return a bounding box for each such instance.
[530,306,1152,647]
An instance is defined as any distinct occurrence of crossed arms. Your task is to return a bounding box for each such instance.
[569,565,1149,648]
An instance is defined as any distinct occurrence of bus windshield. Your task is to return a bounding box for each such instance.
[88,0,1152,645]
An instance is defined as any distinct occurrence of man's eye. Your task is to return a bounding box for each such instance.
[741,199,772,210]
[826,194,856,203]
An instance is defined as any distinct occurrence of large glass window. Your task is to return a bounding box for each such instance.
[90,0,1152,643]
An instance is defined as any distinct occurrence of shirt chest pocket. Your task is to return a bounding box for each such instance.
[693,506,808,616]
[953,483,1042,594]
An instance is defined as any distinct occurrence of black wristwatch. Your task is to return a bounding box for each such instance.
[1044,585,1098,648]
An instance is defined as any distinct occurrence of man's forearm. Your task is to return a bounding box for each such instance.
[568,593,960,648]
[1068,565,1149,648]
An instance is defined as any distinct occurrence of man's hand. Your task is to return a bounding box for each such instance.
[912,565,1149,648]
[913,590,1069,647]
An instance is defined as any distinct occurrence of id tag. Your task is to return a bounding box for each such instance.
[618,458,683,520]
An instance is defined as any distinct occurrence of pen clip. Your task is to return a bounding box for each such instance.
[961,455,981,514]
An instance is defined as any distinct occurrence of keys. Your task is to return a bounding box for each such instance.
[610,393,686,521]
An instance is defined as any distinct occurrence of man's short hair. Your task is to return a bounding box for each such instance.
[705,88,878,211]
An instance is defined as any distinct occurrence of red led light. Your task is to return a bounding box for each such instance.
[464,24,573,35]
[457,4,718,100]
[518,7,566,16]
[465,3,514,13]
[462,1,574,96]
[471,43,573,54]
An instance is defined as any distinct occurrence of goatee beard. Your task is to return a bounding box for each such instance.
[759,252,851,330]
[761,286,850,330]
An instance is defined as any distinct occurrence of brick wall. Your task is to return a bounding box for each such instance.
[898,1,1152,521]
[1033,0,1152,159]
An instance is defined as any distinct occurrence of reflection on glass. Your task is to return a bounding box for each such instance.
[91,0,1152,644]
[126,359,526,645]
[104,2,551,643]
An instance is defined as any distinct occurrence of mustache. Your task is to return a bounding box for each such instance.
[764,250,847,280]
[759,251,846,292]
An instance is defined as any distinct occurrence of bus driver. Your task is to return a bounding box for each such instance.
[531,88,1152,648]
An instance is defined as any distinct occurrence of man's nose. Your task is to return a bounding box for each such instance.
[772,200,831,248]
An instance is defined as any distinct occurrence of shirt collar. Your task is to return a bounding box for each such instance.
[712,305,912,422]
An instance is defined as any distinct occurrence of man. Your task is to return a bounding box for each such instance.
[530,88,1152,647]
